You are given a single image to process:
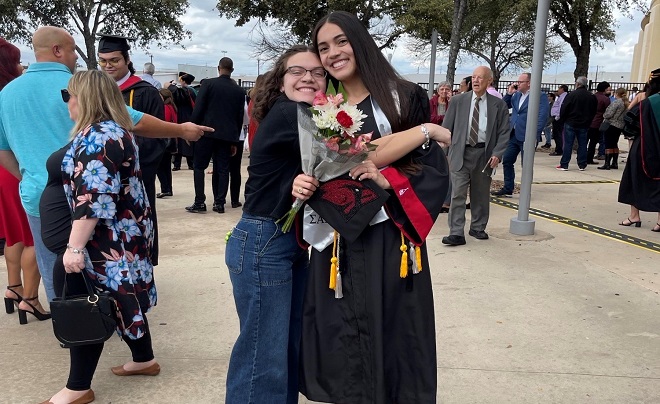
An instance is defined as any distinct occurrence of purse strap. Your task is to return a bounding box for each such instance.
[61,271,99,302]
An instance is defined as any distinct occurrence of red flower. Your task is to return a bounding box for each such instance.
[336,110,353,128]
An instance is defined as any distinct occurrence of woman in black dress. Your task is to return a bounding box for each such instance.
[299,11,450,404]
[618,69,660,231]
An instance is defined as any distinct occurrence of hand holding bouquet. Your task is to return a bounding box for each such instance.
[279,82,375,232]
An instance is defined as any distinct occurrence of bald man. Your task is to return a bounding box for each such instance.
[0,27,210,301]
[441,66,510,246]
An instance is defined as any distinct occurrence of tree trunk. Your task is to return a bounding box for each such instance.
[83,33,97,70]
[573,41,591,80]
[446,0,468,86]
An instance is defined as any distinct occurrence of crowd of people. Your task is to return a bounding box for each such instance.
[0,10,659,404]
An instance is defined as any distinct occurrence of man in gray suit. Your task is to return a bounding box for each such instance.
[441,66,510,246]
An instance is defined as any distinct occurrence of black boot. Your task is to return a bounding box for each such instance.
[610,153,619,169]
[597,153,610,170]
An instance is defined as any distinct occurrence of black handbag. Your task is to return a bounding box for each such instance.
[50,272,118,347]
[598,120,610,132]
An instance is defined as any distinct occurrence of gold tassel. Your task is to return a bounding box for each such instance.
[330,231,338,290]
[400,232,408,278]
[415,245,422,273]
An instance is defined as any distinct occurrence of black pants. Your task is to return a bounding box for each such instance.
[173,153,193,170]
[211,142,244,205]
[193,137,232,207]
[587,127,602,162]
[552,120,564,154]
[141,160,160,266]
[604,125,622,150]
[53,255,154,391]
[156,153,173,194]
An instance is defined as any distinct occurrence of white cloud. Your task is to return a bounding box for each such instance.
[14,4,648,80]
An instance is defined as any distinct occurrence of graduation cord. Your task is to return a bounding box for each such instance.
[129,89,135,108]
[330,231,343,299]
[400,231,423,278]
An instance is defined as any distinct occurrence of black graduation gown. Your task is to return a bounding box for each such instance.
[299,86,450,404]
[618,94,660,211]
[169,84,197,157]
[122,78,165,265]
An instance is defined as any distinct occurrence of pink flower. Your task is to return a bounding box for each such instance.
[349,133,372,155]
[336,110,354,128]
[324,137,340,152]
[328,93,344,106]
[313,91,328,106]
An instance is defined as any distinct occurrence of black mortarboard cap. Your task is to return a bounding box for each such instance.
[97,34,134,53]
[650,68,660,80]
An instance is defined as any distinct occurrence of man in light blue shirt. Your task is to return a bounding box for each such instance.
[0,27,209,301]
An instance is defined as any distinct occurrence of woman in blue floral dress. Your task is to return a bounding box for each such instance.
[41,70,159,404]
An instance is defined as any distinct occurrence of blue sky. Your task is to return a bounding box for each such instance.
[15,2,647,79]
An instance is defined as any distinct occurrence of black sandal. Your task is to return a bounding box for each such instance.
[4,284,22,314]
[18,296,51,324]
[619,218,642,227]
[652,223,660,233]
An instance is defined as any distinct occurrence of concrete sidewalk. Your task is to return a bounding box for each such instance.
[1,149,659,404]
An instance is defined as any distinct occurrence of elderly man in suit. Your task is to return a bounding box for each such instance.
[491,72,549,196]
[186,57,245,214]
[441,66,510,246]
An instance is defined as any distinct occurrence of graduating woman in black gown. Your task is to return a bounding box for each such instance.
[298,11,450,404]
[618,69,660,231]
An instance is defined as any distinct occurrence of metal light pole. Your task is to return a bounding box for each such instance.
[428,29,438,98]
[509,0,552,236]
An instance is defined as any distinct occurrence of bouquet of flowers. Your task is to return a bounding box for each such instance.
[279,82,376,232]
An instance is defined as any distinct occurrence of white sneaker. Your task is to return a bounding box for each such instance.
[556,165,568,171]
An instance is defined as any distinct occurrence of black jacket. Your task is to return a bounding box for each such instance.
[559,87,597,129]
[121,79,166,167]
[190,75,245,142]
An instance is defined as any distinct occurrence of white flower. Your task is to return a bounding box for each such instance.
[103,257,127,291]
[62,149,75,175]
[82,160,109,190]
[128,176,145,205]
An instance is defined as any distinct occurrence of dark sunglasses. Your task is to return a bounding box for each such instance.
[61,89,71,103]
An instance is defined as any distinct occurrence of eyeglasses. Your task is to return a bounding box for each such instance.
[517,80,530,83]
[286,66,326,79]
[61,89,71,103]
[98,57,124,67]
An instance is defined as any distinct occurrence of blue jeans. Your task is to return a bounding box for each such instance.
[26,214,57,302]
[502,135,524,193]
[560,124,588,169]
[225,214,309,404]
[543,123,553,145]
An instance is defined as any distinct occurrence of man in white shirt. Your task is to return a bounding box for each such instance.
[141,62,162,89]
[549,84,568,156]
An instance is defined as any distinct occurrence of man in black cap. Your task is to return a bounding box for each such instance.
[186,57,245,214]
[98,34,166,264]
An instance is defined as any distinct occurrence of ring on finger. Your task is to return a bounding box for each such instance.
[297,187,304,194]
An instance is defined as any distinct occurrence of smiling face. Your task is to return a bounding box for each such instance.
[315,23,357,83]
[281,52,327,104]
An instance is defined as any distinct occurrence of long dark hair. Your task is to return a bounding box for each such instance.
[312,11,417,133]
[0,38,22,90]
[251,45,315,123]
[159,88,177,113]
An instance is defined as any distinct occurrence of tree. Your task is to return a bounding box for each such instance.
[549,0,647,79]
[400,0,563,86]
[0,0,191,69]
[215,0,406,57]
